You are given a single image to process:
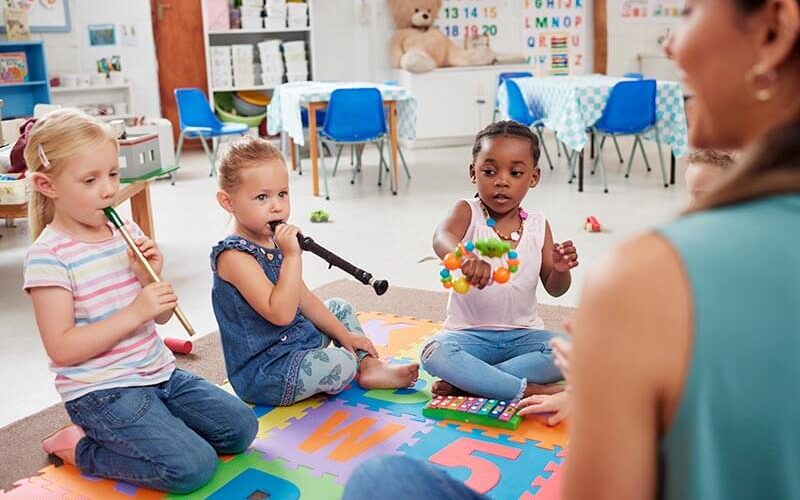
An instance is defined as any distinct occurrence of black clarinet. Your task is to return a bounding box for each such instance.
[268,221,389,296]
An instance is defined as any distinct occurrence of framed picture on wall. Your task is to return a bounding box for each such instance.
[0,0,70,33]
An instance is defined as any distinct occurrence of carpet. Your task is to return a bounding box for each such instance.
[0,279,574,499]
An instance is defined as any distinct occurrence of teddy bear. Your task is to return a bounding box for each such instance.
[387,0,496,73]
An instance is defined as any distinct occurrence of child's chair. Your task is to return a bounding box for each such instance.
[504,79,555,170]
[173,88,248,178]
[493,71,533,122]
[317,88,392,200]
[582,79,667,193]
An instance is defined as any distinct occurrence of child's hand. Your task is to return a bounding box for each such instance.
[552,240,579,273]
[128,237,163,283]
[274,223,302,257]
[130,282,177,323]
[461,254,492,289]
[517,391,571,426]
[341,334,379,359]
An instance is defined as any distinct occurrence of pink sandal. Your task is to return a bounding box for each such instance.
[42,425,85,456]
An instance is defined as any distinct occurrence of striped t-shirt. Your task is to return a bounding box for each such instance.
[23,222,175,402]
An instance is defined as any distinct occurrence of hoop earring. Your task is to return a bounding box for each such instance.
[744,64,779,102]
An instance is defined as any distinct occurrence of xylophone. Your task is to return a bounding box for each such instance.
[422,395,522,430]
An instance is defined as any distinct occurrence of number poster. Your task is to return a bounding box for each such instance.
[436,0,589,75]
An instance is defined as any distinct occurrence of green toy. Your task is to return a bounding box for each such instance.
[310,209,330,223]
[423,395,522,430]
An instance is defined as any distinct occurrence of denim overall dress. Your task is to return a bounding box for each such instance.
[211,235,325,406]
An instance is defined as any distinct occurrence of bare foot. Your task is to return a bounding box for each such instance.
[523,382,566,397]
[42,424,85,466]
[358,357,419,390]
[431,380,467,396]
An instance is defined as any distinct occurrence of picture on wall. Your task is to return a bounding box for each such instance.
[89,23,116,46]
[0,0,69,33]
[437,0,590,76]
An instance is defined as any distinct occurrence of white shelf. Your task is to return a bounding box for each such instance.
[208,27,310,35]
[98,114,134,120]
[210,84,277,93]
[51,84,131,93]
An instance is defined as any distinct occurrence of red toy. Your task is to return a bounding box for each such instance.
[584,216,601,232]
[164,337,193,355]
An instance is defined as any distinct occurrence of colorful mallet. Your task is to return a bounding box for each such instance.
[103,207,196,337]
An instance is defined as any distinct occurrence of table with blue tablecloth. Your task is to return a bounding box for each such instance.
[497,75,689,192]
[267,81,417,197]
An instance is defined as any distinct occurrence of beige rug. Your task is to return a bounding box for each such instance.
[0,279,574,490]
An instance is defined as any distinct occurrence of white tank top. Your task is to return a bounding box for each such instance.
[443,197,547,331]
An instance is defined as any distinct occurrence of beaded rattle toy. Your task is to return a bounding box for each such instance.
[439,238,520,294]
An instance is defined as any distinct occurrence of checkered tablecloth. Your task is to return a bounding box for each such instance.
[497,75,689,157]
[267,81,418,146]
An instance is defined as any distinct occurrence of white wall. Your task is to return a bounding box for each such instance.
[27,0,160,118]
[606,0,679,79]
[312,0,394,83]
[312,0,682,82]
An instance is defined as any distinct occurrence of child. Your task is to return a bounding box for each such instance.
[211,137,419,407]
[22,109,257,494]
[421,120,578,402]
[517,148,741,426]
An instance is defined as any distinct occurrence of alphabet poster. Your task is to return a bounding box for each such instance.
[436,0,589,76]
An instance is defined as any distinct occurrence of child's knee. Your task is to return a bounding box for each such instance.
[158,442,218,493]
[324,297,354,317]
[419,338,452,373]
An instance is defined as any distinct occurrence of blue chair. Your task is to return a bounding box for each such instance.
[493,71,533,122]
[316,88,393,200]
[583,79,667,193]
[173,88,248,179]
[503,79,555,170]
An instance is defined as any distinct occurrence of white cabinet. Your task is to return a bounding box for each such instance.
[394,64,534,148]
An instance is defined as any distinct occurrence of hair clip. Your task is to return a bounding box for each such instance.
[38,144,51,169]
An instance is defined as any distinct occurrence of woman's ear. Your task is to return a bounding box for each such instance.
[755,0,800,70]
[30,172,58,199]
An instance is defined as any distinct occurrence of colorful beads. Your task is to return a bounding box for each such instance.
[452,277,471,294]
[439,238,520,293]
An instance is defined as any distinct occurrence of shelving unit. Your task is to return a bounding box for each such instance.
[201,0,315,113]
[49,83,134,122]
[0,41,51,118]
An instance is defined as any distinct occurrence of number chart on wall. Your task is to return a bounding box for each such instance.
[437,0,589,76]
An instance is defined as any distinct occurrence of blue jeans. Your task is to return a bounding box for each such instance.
[344,455,486,500]
[64,369,258,493]
[420,328,563,400]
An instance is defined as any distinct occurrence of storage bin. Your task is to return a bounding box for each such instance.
[118,133,161,180]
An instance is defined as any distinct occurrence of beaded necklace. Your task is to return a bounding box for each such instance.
[479,199,528,242]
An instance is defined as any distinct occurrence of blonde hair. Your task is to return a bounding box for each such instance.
[217,136,286,193]
[24,109,118,239]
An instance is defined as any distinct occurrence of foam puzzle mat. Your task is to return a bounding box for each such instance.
[1,312,567,500]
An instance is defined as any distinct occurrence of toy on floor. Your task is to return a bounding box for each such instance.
[439,239,520,294]
[164,337,193,354]
[310,209,330,223]
[584,216,602,232]
[423,395,523,430]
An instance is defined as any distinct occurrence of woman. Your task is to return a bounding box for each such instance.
[344,0,800,497]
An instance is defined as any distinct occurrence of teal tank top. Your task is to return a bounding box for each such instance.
[657,194,800,500]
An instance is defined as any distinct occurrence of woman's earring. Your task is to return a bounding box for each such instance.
[744,64,779,102]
